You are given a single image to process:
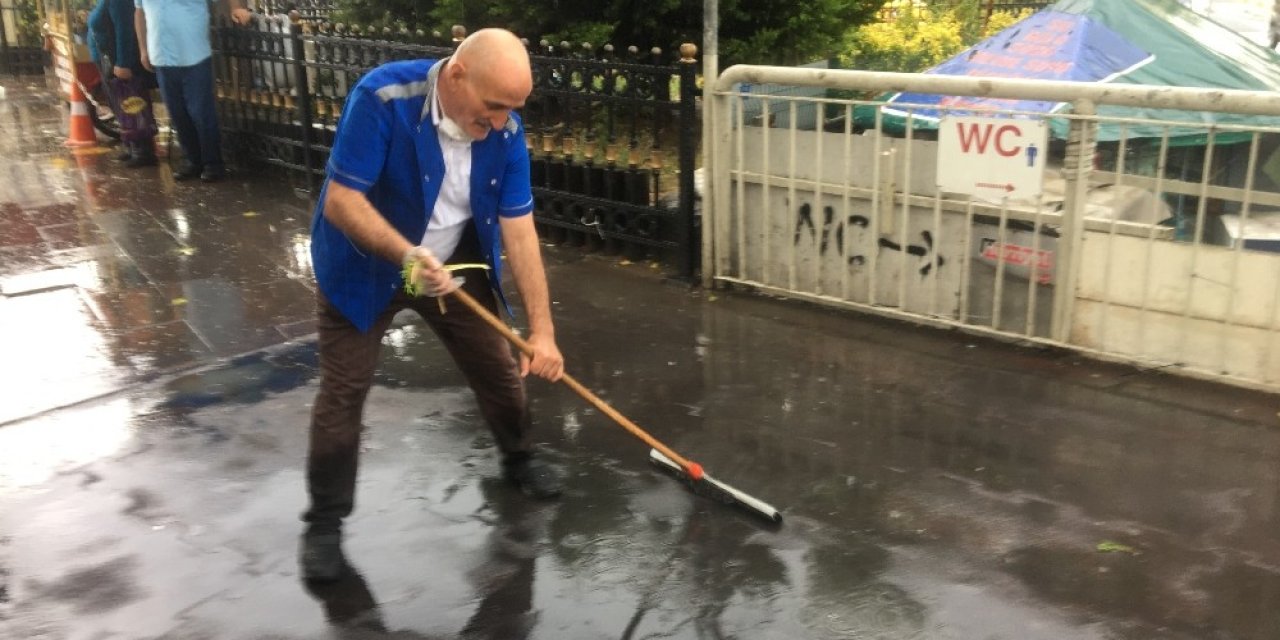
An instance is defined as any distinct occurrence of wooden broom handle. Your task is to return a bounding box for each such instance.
[449,288,696,472]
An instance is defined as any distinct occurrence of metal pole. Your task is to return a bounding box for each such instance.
[677,43,699,280]
[0,0,11,77]
[288,15,314,192]
[700,0,718,288]
[1051,99,1097,342]
[716,66,1280,116]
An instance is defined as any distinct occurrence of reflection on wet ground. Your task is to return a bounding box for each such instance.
[2,82,1280,639]
[0,82,316,425]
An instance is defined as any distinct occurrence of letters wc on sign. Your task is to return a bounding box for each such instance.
[937,116,1048,203]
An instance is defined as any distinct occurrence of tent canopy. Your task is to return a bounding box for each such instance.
[855,0,1280,143]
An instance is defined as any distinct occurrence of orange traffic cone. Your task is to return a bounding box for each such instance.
[64,79,98,148]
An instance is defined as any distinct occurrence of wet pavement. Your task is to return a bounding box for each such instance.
[2,81,1280,640]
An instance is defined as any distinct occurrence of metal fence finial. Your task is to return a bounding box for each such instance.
[680,43,698,63]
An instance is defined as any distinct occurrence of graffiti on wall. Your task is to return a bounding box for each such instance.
[793,201,947,276]
[877,232,946,276]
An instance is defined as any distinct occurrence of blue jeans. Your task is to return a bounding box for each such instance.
[155,57,222,170]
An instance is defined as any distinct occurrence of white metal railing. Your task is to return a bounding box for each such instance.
[704,65,1280,391]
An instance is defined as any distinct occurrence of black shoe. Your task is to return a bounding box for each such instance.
[115,148,134,162]
[124,153,157,168]
[173,163,202,181]
[300,528,347,582]
[303,567,386,630]
[200,166,226,182]
[502,457,562,499]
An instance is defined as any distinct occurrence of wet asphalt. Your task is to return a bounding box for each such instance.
[2,80,1280,640]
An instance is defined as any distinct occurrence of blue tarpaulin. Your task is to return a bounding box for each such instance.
[885,10,1153,121]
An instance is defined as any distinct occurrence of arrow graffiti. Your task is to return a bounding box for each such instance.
[877,231,946,276]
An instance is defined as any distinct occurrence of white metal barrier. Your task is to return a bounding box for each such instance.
[704,66,1280,391]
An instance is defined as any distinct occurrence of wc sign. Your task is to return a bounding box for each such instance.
[937,116,1048,203]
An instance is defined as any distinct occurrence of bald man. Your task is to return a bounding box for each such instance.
[302,29,564,582]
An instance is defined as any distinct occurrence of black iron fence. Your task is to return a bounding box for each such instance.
[945,0,1053,11]
[212,16,701,278]
[987,0,1053,11]
[251,0,335,22]
[1,0,46,76]
[879,0,1052,21]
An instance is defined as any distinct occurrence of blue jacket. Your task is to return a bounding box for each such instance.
[311,58,535,333]
[88,0,144,72]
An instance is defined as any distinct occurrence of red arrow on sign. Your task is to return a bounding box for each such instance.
[975,182,1015,192]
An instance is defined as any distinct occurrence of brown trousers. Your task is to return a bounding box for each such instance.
[304,245,529,529]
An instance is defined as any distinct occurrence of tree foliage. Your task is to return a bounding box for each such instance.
[838,0,1033,73]
[332,0,883,65]
[13,0,43,44]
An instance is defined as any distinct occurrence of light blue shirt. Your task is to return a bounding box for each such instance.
[134,0,213,68]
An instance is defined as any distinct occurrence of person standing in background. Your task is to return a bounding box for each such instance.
[134,0,251,182]
[88,0,158,167]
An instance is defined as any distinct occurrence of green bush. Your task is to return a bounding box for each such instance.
[838,0,1032,73]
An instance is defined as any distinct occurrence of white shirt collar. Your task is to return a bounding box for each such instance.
[432,74,473,143]
[431,75,444,128]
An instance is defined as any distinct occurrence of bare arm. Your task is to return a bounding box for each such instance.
[134,8,150,71]
[500,214,563,381]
